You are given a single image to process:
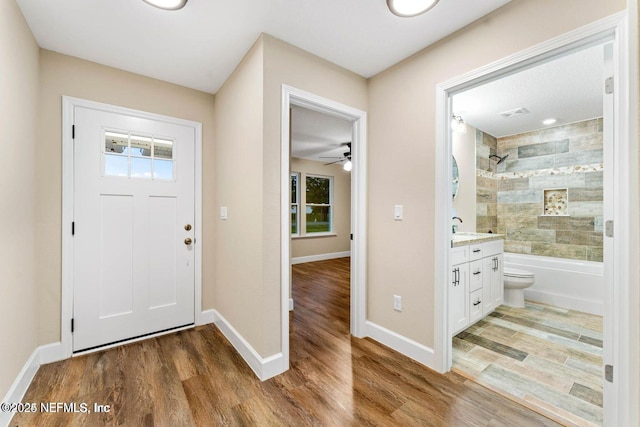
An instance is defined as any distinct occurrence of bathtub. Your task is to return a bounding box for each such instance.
[504,253,604,315]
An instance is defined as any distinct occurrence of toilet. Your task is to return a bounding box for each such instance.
[503,267,535,308]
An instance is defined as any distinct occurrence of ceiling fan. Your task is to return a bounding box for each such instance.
[320,142,351,166]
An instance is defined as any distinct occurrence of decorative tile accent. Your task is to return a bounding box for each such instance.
[544,188,568,216]
[476,118,604,261]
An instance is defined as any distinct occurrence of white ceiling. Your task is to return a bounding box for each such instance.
[16,0,512,94]
[290,106,352,163]
[453,44,605,138]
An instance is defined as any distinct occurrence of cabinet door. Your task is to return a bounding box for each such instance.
[491,254,504,308]
[450,263,469,336]
[482,253,504,312]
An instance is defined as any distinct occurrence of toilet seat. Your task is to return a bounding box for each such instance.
[504,267,534,279]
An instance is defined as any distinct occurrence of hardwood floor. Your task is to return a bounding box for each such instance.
[12,257,559,426]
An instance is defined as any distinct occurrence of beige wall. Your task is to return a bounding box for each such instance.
[37,51,216,345]
[0,0,40,397]
[213,34,367,358]
[367,0,626,348]
[452,126,476,232]
[291,158,351,258]
[213,38,266,354]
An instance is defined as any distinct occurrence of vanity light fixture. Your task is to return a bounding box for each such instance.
[142,0,188,10]
[542,118,557,126]
[387,0,440,17]
[451,115,467,134]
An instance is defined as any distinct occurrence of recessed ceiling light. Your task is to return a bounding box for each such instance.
[542,118,557,125]
[387,0,440,17]
[143,0,188,10]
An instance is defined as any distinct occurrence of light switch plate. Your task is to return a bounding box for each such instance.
[220,206,228,220]
[394,205,403,220]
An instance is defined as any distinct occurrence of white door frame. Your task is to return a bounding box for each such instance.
[281,85,368,370]
[61,96,203,358]
[434,12,638,425]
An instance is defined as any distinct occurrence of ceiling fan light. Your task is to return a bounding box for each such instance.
[343,160,353,172]
[387,0,439,17]
[143,0,188,10]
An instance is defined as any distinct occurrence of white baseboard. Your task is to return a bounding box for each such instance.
[212,309,287,381]
[291,251,350,265]
[364,321,436,368]
[1,342,64,427]
[199,308,216,325]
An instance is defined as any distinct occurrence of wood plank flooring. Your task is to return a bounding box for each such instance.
[453,302,603,427]
[11,258,559,426]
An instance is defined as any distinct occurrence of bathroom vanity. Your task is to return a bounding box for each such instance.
[450,233,504,336]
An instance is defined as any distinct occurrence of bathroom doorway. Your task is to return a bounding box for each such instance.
[434,14,632,427]
[450,41,608,427]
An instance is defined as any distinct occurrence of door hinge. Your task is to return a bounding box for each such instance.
[71,318,75,333]
[72,124,75,139]
[605,220,613,237]
[604,76,614,95]
[72,221,75,236]
[605,364,613,382]
[350,233,353,241]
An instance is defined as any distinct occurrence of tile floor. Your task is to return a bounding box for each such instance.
[453,301,603,427]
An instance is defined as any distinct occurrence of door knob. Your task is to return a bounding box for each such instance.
[184,237,192,245]
[184,224,192,231]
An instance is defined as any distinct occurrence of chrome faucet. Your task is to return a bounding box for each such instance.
[452,216,463,234]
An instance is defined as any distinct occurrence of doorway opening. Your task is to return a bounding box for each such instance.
[280,86,367,371]
[435,13,633,427]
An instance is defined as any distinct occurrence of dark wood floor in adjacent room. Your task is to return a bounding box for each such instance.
[11,257,559,426]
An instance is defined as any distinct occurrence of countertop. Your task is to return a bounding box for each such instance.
[451,232,505,247]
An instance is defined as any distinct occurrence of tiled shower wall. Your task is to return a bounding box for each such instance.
[476,130,498,233]
[476,118,604,262]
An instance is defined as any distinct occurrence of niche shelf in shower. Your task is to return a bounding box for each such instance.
[543,188,568,216]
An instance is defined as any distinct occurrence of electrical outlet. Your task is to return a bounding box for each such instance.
[393,295,402,311]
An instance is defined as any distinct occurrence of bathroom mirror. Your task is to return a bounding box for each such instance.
[452,155,459,199]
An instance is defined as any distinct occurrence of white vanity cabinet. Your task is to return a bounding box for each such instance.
[450,238,504,336]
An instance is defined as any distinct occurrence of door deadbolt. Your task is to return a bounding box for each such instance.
[184,224,192,231]
[184,237,193,245]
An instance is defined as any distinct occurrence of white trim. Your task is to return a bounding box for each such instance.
[61,96,203,358]
[289,298,294,311]
[212,309,286,381]
[200,308,216,325]
[364,321,435,366]
[291,251,351,265]
[1,342,64,427]
[435,11,634,424]
[281,85,368,377]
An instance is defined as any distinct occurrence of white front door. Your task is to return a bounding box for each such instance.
[72,106,196,352]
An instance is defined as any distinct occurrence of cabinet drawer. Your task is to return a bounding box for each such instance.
[469,289,483,323]
[451,246,469,265]
[469,244,483,261]
[469,260,483,291]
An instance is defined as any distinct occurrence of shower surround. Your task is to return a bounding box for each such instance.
[476,118,604,262]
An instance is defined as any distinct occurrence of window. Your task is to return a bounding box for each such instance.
[305,175,332,234]
[291,172,300,235]
[103,130,175,180]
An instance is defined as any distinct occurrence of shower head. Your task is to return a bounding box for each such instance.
[489,154,509,165]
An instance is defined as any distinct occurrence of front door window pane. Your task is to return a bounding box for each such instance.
[154,159,173,180]
[131,157,151,179]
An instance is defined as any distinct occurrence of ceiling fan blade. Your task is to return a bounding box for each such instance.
[319,156,344,159]
[323,159,343,166]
